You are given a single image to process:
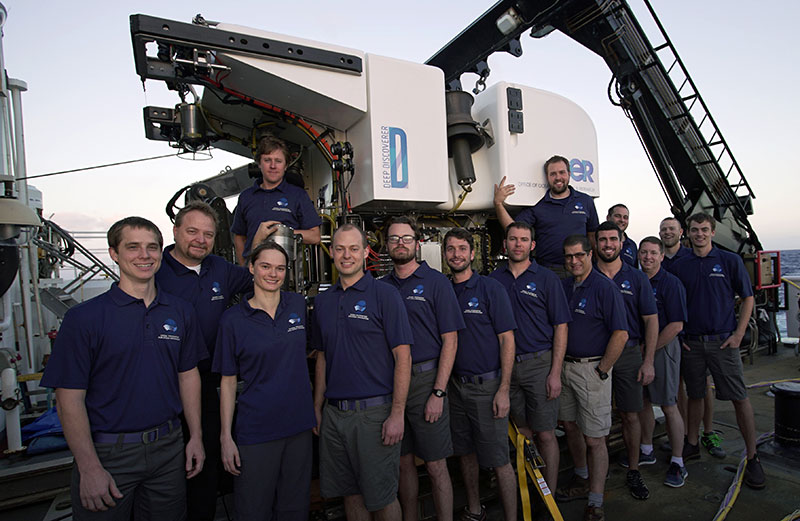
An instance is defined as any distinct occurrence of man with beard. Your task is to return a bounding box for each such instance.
[671,213,764,490]
[313,224,413,520]
[659,217,692,273]
[488,222,570,490]
[156,201,267,520]
[607,204,637,268]
[494,155,599,278]
[659,216,721,458]
[380,216,465,521]
[593,221,657,500]
[444,228,517,521]
[556,234,627,521]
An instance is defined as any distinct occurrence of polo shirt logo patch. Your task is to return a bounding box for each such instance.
[158,318,181,341]
[575,298,587,315]
[348,300,370,321]
[211,281,225,301]
[571,202,587,215]
[521,282,539,298]
[272,197,292,213]
[407,284,426,302]
[464,297,483,314]
[288,312,305,332]
[619,280,633,296]
[710,264,725,278]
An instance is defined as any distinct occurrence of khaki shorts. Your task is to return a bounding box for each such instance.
[401,366,453,461]
[319,403,400,512]
[510,350,559,432]
[559,361,613,438]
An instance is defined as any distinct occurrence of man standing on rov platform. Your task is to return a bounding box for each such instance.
[489,222,570,491]
[313,224,413,520]
[42,217,206,520]
[494,155,599,278]
[381,216,464,521]
[670,213,765,490]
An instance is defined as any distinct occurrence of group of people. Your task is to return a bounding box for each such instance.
[39,143,766,521]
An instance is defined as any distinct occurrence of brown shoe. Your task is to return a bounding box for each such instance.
[583,505,605,521]
[555,474,589,502]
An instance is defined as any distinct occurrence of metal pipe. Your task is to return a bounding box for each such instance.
[0,289,11,331]
[1,366,22,452]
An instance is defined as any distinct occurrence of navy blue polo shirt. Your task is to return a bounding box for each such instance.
[489,260,571,354]
[213,292,315,445]
[648,268,687,332]
[452,271,517,376]
[381,261,465,364]
[231,179,323,256]
[621,236,638,268]
[670,247,753,335]
[607,262,657,344]
[311,274,413,400]
[156,245,252,369]
[41,284,206,433]
[662,246,692,273]
[515,187,599,267]
[563,269,628,357]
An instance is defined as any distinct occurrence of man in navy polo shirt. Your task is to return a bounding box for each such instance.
[381,216,464,521]
[556,234,627,521]
[671,213,765,490]
[444,228,517,521]
[156,201,261,521]
[42,217,206,520]
[489,221,570,491]
[494,154,599,278]
[607,204,637,268]
[231,135,322,264]
[312,224,413,520]
[637,236,689,488]
[594,221,658,500]
[659,215,721,458]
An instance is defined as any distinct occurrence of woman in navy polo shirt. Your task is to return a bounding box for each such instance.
[214,241,315,520]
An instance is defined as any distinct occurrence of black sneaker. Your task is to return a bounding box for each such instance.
[618,450,657,468]
[743,453,766,490]
[682,438,700,460]
[626,469,650,500]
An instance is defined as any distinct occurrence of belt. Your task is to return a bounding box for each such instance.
[328,394,392,411]
[457,369,501,384]
[515,351,547,362]
[93,417,180,445]
[564,355,602,363]
[684,333,731,342]
[412,359,438,374]
[624,340,640,348]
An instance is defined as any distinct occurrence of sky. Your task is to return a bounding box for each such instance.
[2,0,798,257]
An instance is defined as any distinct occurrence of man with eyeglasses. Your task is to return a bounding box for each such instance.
[381,216,465,521]
[488,221,570,491]
[494,155,599,278]
[556,234,628,521]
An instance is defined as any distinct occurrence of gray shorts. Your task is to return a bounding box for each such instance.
[510,350,559,432]
[612,345,644,413]
[449,376,510,468]
[401,365,453,461]
[235,430,312,521]
[319,402,400,512]
[646,338,681,406]
[681,337,747,401]
[559,361,613,438]
[71,426,185,521]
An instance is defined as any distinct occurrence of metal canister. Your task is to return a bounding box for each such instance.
[270,223,296,262]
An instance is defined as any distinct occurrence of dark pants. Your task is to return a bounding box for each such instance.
[182,372,222,521]
[235,430,313,521]
[71,426,185,521]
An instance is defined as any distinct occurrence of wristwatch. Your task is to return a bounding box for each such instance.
[431,388,447,398]
[594,366,609,380]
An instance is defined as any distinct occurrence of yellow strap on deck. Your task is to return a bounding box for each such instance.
[508,421,564,521]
